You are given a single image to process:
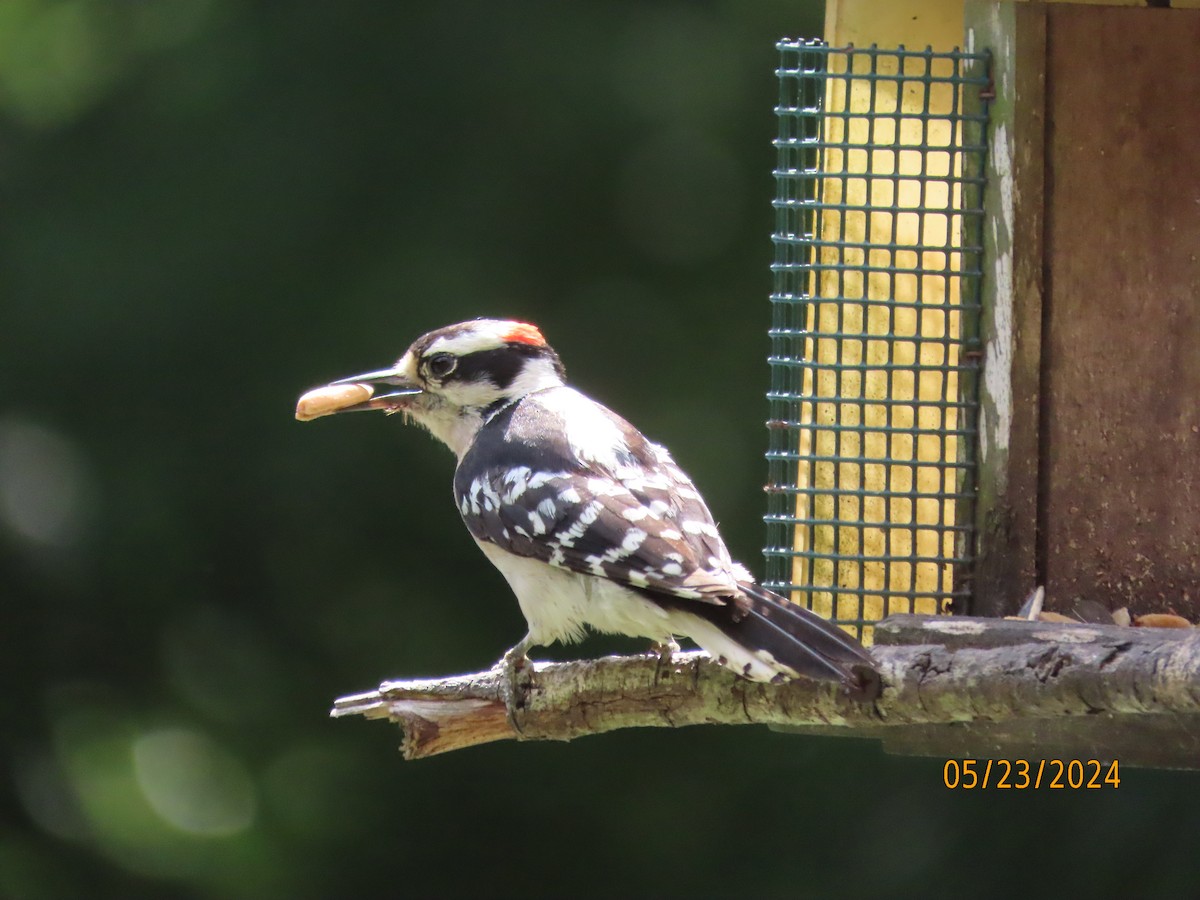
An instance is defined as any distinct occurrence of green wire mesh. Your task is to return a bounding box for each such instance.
[764,41,990,641]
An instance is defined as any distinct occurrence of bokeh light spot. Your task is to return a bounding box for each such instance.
[131,728,256,837]
[0,417,95,547]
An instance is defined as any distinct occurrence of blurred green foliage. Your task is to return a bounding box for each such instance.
[2,2,1199,898]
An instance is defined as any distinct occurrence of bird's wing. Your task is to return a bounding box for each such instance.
[456,461,739,603]
[453,394,741,604]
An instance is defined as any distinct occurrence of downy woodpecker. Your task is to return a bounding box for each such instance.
[298,319,873,689]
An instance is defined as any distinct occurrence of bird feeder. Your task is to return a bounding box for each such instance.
[763,0,1200,640]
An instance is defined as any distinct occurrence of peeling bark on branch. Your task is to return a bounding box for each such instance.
[332,616,1200,767]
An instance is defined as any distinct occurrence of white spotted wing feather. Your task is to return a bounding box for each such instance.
[454,387,741,607]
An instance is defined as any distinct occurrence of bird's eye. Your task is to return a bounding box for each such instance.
[426,353,457,379]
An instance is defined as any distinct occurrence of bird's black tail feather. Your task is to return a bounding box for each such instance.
[676,582,876,689]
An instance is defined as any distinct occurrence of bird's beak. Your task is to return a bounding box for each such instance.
[331,367,420,392]
[295,367,423,421]
[332,368,423,411]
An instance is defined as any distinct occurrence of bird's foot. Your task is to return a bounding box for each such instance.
[648,638,680,682]
[496,642,534,735]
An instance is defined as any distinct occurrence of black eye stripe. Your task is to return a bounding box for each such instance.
[444,344,564,389]
[449,347,530,389]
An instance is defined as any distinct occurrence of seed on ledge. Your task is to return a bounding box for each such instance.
[1133,613,1193,629]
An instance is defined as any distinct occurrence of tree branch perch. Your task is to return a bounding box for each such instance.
[332,615,1200,767]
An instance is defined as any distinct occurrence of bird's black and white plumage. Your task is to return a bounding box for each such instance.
[299,319,873,687]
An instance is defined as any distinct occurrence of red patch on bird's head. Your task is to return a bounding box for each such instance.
[503,322,546,346]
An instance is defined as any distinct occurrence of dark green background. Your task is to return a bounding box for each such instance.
[3,2,1197,898]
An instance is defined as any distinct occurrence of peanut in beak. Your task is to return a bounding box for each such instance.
[295,383,375,421]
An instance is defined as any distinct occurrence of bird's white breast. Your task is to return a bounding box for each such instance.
[475,539,673,646]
